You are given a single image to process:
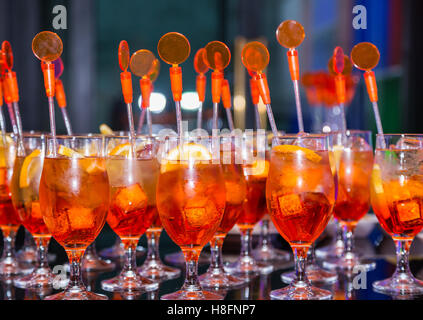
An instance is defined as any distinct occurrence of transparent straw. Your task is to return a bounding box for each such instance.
[225,108,234,131]
[0,107,7,145]
[146,108,152,136]
[212,102,219,130]
[126,102,136,158]
[6,102,18,135]
[61,107,73,135]
[137,108,146,134]
[197,102,203,129]
[292,79,304,132]
[254,105,262,130]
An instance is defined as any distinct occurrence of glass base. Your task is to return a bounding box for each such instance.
[161,289,224,300]
[81,255,115,273]
[281,263,338,285]
[44,289,108,300]
[17,247,38,266]
[315,241,344,260]
[101,273,159,293]
[14,267,67,289]
[323,254,376,272]
[224,256,274,278]
[199,269,246,289]
[0,257,25,277]
[373,273,423,296]
[270,283,333,300]
[137,260,181,280]
[164,251,210,266]
[252,245,291,262]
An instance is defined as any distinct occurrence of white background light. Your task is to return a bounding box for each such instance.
[138,93,167,114]
[181,91,200,111]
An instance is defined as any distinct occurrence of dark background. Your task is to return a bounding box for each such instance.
[0,0,420,135]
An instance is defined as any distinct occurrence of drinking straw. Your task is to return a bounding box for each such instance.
[0,78,7,145]
[117,41,136,158]
[241,42,279,141]
[221,79,235,131]
[157,32,191,140]
[193,48,209,129]
[32,31,64,156]
[350,42,385,148]
[53,58,73,135]
[276,20,306,133]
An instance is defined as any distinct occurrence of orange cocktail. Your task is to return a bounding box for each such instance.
[371,135,423,295]
[324,131,375,271]
[0,134,21,276]
[39,136,109,300]
[266,135,335,300]
[157,137,226,300]
[101,136,159,293]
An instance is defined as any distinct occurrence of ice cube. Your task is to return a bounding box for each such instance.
[276,194,304,217]
[347,136,372,151]
[31,201,42,219]
[68,207,95,230]
[225,180,246,205]
[183,207,208,228]
[394,198,422,224]
[113,183,148,215]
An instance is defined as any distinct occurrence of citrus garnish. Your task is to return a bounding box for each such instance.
[19,149,42,188]
[250,159,269,178]
[161,143,212,173]
[57,145,83,158]
[371,164,383,194]
[273,145,322,163]
[329,144,343,174]
[99,124,114,135]
[108,142,147,157]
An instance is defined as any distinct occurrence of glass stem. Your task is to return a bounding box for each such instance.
[335,220,344,256]
[146,230,161,262]
[306,243,317,265]
[2,230,16,261]
[293,246,309,285]
[240,227,253,260]
[182,249,201,292]
[342,223,356,260]
[66,249,85,289]
[122,240,137,276]
[393,239,413,277]
[35,237,50,269]
[209,235,225,271]
[260,219,270,248]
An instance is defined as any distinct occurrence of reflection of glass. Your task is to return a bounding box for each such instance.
[157,136,226,300]
[323,131,376,271]
[101,136,159,293]
[12,134,59,289]
[81,243,115,273]
[40,136,109,300]
[0,134,21,276]
[371,134,423,295]
[266,135,335,300]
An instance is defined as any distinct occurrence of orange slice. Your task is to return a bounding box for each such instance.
[161,143,212,173]
[99,124,114,135]
[273,145,322,163]
[19,149,42,188]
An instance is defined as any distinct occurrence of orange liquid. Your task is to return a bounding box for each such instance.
[157,163,226,252]
[333,150,373,223]
[372,178,423,239]
[12,156,49,237]
[39,158,109,250]
[266,150,335,246]
[148,207,162,232]
[217,164,246,236]
[107,184,155,240]
[237,175,266,229]
[0,167,21,232]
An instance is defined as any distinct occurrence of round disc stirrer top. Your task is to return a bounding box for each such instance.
[32,31,63,63]
[241,41,269,73]
[194,48,209,75]
[276,20,305,49]
[204,41,231,71]
[119,40,130,72]
[1,41,13,70]
[157,32,190,66]
[194,48,209,129]
[130,50,156,78]
[351,42,380,71]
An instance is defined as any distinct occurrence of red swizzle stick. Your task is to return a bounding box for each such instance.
[276,20,306,133]
[194,48,209,129]
[203,41,232,131]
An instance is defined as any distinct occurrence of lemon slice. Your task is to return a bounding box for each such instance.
[371,164,383,194]
[19,149,42,188]
[161,143,212,173]
[273,145,322,163]
[57,145,83,158]
[99,124,114,135]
